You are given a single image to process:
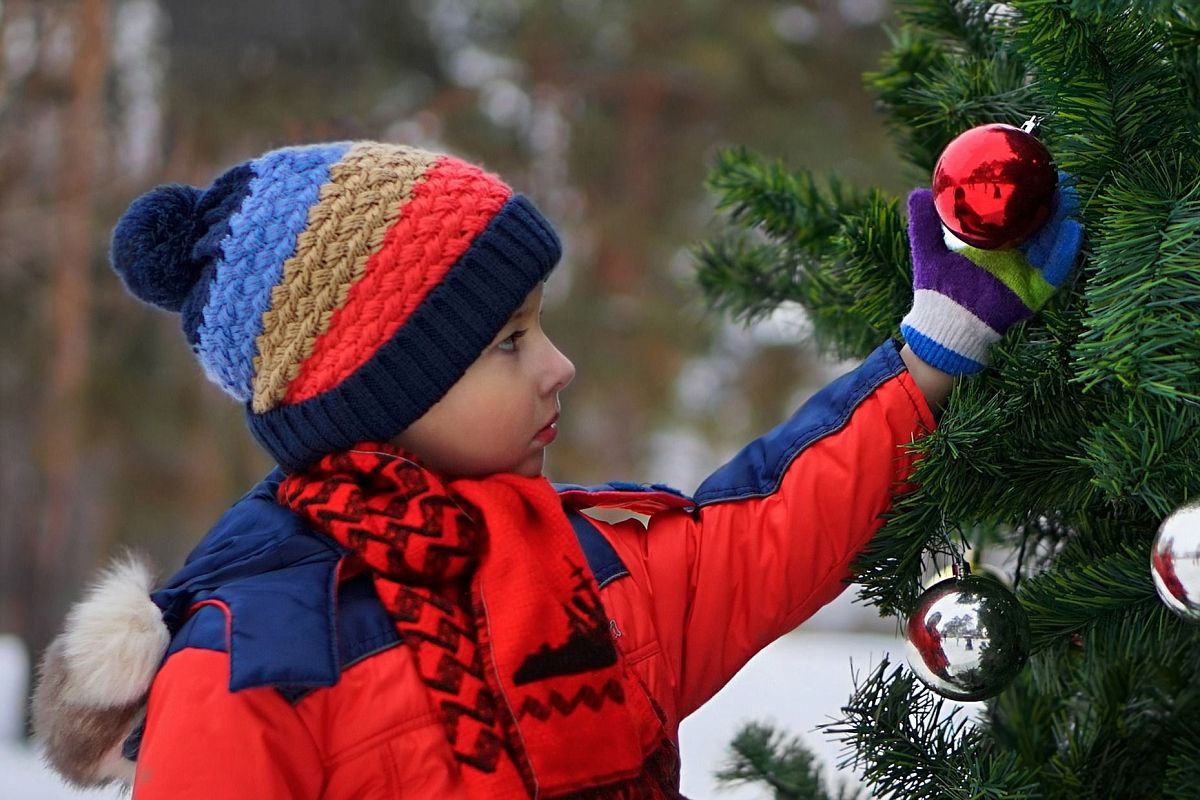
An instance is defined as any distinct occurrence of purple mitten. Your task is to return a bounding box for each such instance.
[900,184,1082,375]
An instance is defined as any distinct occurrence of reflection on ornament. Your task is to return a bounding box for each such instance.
[904,573,1031,702]
[1151,504,1200,621]
[932,122,1057,249]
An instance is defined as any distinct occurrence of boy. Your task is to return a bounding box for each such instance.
[32,141,1080,798]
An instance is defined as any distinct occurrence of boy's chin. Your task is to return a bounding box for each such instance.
[514,452,546,478]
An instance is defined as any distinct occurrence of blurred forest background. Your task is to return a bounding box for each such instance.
[0,0,907,681]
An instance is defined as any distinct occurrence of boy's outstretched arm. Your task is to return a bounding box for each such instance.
[594,181,1084,726]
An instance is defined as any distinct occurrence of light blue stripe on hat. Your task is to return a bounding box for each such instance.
[197,142,353,402]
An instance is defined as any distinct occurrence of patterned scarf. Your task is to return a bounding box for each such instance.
[278,444,680,798]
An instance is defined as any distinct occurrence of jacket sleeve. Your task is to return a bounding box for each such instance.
[133,647,323,799]
[600,340,936,722]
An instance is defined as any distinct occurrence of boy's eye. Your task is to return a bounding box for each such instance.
[498,329,526,352]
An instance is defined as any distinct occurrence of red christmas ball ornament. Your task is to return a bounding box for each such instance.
[932,121,1058,249]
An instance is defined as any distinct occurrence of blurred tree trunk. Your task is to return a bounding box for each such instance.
[32,0,111,663]
[585,68,669,477]
[0,0,31,639]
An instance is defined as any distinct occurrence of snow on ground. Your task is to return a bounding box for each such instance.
[0,744,124,800]
[3,630,901,799]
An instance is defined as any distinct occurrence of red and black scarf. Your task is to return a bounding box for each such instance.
[278,444,679,798]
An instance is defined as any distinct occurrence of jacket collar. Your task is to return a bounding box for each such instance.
[151,468,350,691]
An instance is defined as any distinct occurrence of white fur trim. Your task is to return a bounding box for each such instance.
[59,555,169,708]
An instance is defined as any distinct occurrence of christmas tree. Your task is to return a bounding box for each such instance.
[698,1,1200,798]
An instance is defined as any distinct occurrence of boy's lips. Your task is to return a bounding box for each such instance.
[533,414,559,445]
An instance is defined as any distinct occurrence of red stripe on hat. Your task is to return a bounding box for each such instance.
[284,157,511,405]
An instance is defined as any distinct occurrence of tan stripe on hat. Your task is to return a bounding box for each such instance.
[251,143,439,413]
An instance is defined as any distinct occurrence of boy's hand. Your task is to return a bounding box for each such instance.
[900,175,1084,376]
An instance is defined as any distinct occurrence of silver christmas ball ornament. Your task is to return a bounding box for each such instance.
[1151,503,1200,622]
[904,573,1031,702]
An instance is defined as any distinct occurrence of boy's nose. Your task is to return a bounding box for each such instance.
[545,343,576,395]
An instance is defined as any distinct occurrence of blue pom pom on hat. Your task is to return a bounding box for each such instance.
[109,185,205,312]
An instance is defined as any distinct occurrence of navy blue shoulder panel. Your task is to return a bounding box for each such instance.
[167,602,228,655]
[166,572,400,700]
[276,575,400,702]
[693,339,906,506]
[566,509,629,588]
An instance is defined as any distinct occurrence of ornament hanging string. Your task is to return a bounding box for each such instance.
[1012,511,1036,592]
[937,511,971,579]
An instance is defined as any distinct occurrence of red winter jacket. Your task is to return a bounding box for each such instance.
[131,340,934,798]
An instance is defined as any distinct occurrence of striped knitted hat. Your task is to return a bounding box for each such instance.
[111,142,561,472]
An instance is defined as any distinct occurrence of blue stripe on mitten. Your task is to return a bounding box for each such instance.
[1019,173,1083,287]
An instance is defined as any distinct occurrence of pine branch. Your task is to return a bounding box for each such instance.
[849,348,1101,615]
[830,190,912,343]
[704,147,856,248]
[1164,730,1200,800]
[866,0,1044,176]
[1028,606,1200,798]
[1017,543,1159,652]
[716,722,863,800]
[698,149,910,359]
[1115,0,1195,12]
[863,27,951,172]
[985,665,1063,777]
[850,484,944,615]
[694,233,809,324]
[822,660,1041,800]
[893,0,1008,57]
[1012,1,1200,177]
[1165,8,1200,120]
[986,627,1200,800]
[1073,157,1200,404]
[1075,394,1200,518]
[696,148,857,331]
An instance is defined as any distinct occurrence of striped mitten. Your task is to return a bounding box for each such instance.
[900,178,1083,375]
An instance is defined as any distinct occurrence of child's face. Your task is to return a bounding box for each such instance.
[391,284,575,479]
